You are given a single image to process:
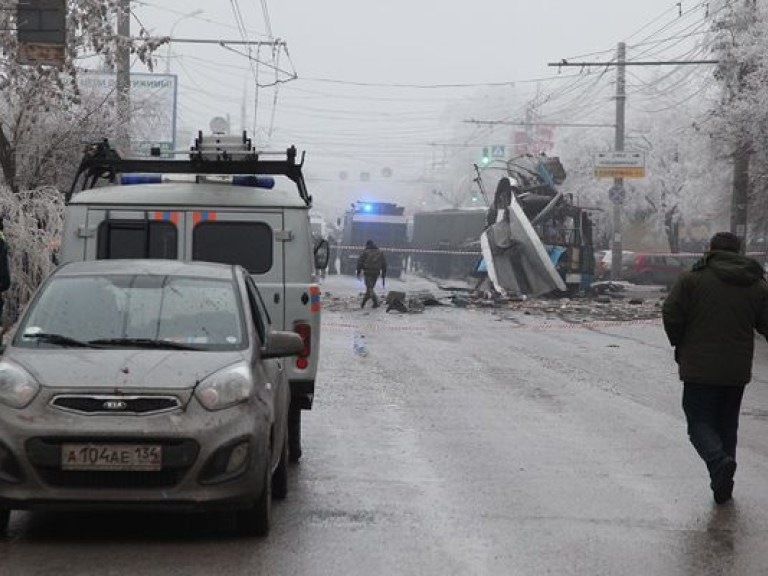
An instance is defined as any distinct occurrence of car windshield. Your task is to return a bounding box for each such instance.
[16,274,245,351]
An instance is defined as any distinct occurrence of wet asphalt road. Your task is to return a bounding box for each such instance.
[4,274,768,575]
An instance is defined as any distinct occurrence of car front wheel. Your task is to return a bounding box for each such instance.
[236,461,272,537]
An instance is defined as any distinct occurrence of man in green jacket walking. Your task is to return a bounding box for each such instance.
[663,232,768,504]
[356,240,387,309]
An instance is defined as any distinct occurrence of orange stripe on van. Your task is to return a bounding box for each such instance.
[153,211,180,224]
[309,284,321,313]
[193,211,217,225]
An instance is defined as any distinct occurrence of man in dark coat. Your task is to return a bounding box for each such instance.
[662,231,768,504]
[356,240,387,308]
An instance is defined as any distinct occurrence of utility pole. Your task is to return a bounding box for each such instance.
[731,142,750,254]
[116,0,131,153]
[611,42,626,281]
[546,54,720,274]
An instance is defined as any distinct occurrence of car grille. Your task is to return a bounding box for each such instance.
[26,438,199,489]
[50,395,182,415]
[35,469,183,489]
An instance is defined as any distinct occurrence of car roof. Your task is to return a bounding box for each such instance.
[54,259,239,280]
[69,182,308,209]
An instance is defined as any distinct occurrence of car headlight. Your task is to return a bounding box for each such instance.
[0,361,40,409]
[194,363,254,411]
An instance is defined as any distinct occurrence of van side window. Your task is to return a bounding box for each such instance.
[193,222,273,274]
[97,220,178,259]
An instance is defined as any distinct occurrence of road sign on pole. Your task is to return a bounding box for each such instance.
[17,0,66,66]
[594,151,645,179]
[608,184,626,205]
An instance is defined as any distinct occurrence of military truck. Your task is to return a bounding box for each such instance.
[338,201,408,279]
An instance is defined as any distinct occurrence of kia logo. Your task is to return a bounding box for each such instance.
[103,400,128,411]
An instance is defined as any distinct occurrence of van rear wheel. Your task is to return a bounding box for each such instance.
[289,404,302,462]
[272,433,289,500]
[0,509,10,535]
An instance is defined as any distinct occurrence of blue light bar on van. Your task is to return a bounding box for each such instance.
[120,174,163,185]
[232,176,275,189]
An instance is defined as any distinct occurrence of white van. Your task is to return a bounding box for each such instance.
[60,133,329,460]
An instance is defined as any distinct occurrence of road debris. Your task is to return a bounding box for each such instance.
[322,284,665,324]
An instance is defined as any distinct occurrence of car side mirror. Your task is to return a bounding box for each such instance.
[262,330,304,359]
[314,238,330,270]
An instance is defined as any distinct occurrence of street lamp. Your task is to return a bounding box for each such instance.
[165,9,203,73]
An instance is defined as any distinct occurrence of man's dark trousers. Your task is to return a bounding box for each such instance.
[361,274,379,308]
[682,382,745,481]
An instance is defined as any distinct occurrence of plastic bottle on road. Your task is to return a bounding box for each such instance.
[353,333,368,357]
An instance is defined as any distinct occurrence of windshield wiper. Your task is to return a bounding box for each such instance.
[23,332,96,348]
[87,337,200,351]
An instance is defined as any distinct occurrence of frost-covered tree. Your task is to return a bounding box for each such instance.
[709,0,768,246]
[0,0,163,193]
[0,1,162,324]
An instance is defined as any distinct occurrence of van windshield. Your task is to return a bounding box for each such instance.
[16,275,245,351]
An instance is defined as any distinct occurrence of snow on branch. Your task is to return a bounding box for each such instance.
[0,185,64,327]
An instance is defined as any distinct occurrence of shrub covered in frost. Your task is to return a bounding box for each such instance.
[0,186,64,328]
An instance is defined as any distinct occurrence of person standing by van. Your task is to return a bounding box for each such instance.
[357,240,386,308]
[662,231,768,504]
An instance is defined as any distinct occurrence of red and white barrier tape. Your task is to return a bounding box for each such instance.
[334,245,481,256]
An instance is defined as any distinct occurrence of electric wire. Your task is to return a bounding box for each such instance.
[133,0,267,37]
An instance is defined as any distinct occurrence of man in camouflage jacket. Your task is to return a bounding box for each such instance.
[356,240,387,309]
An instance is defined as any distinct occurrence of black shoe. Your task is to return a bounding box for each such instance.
[372,302,380,309]
[712,458,737,504]
[714,479,734,505]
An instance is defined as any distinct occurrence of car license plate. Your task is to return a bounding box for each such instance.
[61,444,162,471]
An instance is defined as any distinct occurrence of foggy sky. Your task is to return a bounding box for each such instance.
[131,0,704,218]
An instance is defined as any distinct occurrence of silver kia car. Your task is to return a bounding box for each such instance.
[0,259,304,536]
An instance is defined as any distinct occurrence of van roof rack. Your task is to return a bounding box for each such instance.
[67,131,311,206]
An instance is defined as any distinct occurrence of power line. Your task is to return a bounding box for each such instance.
[549,59,718,68]
[298,77,517,89]
[259,0,274,41]
[134,0,267,36]
[624,2,685,43]
[464,120,615,128]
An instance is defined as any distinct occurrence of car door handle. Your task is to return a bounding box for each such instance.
[274,293,280,304]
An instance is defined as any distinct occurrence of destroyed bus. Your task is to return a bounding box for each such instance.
[338,201,408,279]
[477,154,596,296]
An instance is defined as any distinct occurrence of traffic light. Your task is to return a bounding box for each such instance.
[481,147,490,165]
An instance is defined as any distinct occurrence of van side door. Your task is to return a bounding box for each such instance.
[188,210,285,330]
[85,209,186,261]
